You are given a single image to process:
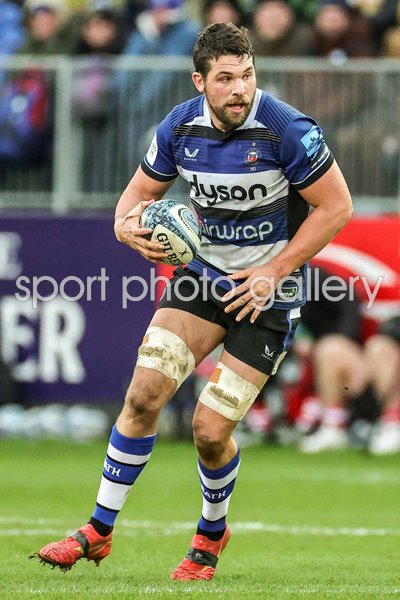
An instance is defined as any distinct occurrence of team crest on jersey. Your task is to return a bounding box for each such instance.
[244,143,261,165]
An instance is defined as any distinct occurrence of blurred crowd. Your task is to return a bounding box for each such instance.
[0,0,400,60]
[0,0,399,194]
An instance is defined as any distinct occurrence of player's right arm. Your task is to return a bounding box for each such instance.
[114,165,175,263]
[114,112,178,263]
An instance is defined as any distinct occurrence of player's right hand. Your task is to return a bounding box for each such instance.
[114,200,168,264]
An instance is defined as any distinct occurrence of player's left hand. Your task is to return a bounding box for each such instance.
[221,266,280,323]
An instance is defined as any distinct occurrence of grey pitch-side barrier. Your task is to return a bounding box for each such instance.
[0,55,399,214]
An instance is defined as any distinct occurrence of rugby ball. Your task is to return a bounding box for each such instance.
[140,199,201,266]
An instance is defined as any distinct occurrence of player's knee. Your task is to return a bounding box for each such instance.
[192,425,226,464]
[136,326,195,389]
[124,378,166,421]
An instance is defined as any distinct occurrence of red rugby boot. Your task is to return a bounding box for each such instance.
[170,527,230,581]
[29,523,112,572]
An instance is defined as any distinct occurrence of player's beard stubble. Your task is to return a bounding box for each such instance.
[205,87,255,131]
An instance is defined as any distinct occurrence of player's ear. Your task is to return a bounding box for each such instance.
[192,71,205,93]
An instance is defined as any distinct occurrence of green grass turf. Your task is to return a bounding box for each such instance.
[1,438,399,599]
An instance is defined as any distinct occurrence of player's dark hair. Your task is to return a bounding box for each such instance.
[193,22,254,77]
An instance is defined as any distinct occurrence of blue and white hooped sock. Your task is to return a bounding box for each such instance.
[92,425,156,527]
[197,449,240,536]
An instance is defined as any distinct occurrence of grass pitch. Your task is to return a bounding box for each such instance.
[1,438,399,599]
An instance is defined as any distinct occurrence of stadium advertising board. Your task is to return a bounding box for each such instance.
[0,214,398,405]
[0,216,154,405]
[312,215,400,338]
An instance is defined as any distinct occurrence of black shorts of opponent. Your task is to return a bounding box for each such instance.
[159,267,301,376]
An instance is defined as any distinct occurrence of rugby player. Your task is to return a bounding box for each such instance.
[32,22,352,580]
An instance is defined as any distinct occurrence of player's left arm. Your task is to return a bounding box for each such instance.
[270,159,353,275]
[223,160,353,322]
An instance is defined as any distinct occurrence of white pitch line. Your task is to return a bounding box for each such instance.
[137,586,400,595]
[0,516,64,525]
[12,588,400,596]
[267,471,400,486]
[119,519,400,537]
[1,517,400,538]
[0,528,62,536]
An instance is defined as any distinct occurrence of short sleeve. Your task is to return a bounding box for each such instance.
[280,116,334,190]
[141,114,178,182]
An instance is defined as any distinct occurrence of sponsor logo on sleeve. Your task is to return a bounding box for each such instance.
[146,133,158,166]
[300,126,323,160]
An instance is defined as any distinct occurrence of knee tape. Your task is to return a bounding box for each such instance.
[136,326,195,389]
[198,362,260,421]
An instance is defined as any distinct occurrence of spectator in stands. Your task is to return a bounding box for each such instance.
[119,0,147,40]
[367,315,400,454]
[19,0,76,54]
[70,9,123,124]
[350,0,399,52]
[297,266,369,453]
[250,0,313,56]
[311,0,376,59]
[285,2,376,195]
[122,0,200,59]
[0,0,25,56]
[118,0,200,165]
[0,0,25,87]
[203,0,245,26]
[381,6,400,56]
[288,0,319,22]
[72,8,124,55]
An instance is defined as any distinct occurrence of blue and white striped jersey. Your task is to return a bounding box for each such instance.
[141,88,334,308]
